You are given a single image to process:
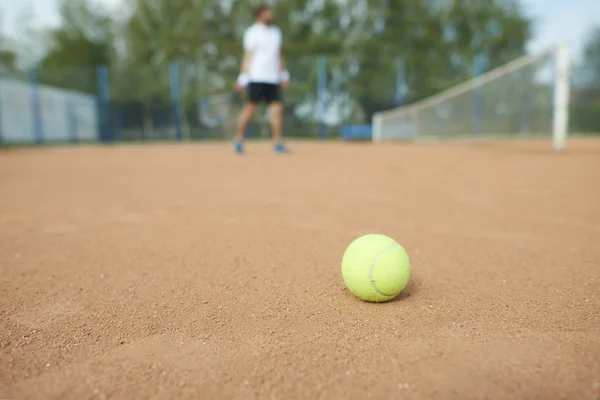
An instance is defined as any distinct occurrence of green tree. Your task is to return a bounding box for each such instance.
[115,0,533,134]
[344,0,532,122]
[579,27,600,85]
[116,0,212,137]
[0,46,17,76]
[0,16,17,75]
[118,0,349,136]
[571,27,600,133]
[2,7,46,74]
[37,0,113,93]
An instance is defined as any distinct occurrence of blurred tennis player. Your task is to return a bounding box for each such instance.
[233,4,290,154]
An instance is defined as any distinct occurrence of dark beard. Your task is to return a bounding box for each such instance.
[265,19,274,25]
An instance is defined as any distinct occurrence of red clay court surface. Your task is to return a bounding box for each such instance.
[1,139,599,400]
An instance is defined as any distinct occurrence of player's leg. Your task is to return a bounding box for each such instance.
[234,103,256,152]
[266,84,288,153]
[234,83,260,154]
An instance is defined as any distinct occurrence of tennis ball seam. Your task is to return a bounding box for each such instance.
[369,242,401,297]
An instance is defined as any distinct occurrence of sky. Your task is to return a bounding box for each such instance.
[2,0,599,58]
[522,0,600,55]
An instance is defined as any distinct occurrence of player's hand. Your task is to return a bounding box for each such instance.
[281,80,290,90]
[235,74,249,93]
[234,82,245,93]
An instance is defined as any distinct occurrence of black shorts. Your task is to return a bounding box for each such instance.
[247,82,281,104]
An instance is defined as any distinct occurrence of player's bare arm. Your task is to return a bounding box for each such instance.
[235,50,253,92]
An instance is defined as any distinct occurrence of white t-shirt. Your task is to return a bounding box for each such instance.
[243,23,282,84]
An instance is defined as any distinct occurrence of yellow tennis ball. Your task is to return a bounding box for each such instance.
[341,234,410,302]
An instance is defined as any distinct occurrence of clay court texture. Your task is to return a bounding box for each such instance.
[1,138,599,399]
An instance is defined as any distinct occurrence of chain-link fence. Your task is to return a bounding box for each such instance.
[1,52,598,145]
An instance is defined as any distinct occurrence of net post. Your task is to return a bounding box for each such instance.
[169,62,182,140]
[66,96,77,142]
[552,43,570,151]
[395,56,405,107]
[317,56,327,139]
[472,52,485,136]
[28,68,44,144]
[96,64,111,142]
[372,113,382,142]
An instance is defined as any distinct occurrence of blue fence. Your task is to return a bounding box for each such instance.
[1,54,598,145]
[0,56,407,144]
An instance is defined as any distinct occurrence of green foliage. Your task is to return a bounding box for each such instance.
[0,15,20,77]
[342,0,531,119]
[0,49,17,75]
[571,27,600,133]
[579,27,600,85]
[36,0,113,93]
[22,0,533,132]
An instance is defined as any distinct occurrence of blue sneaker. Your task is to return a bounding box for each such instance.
[234,141,244,154]
[273,142,289,153]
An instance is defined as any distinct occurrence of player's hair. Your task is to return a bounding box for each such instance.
[254,4,271,19]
